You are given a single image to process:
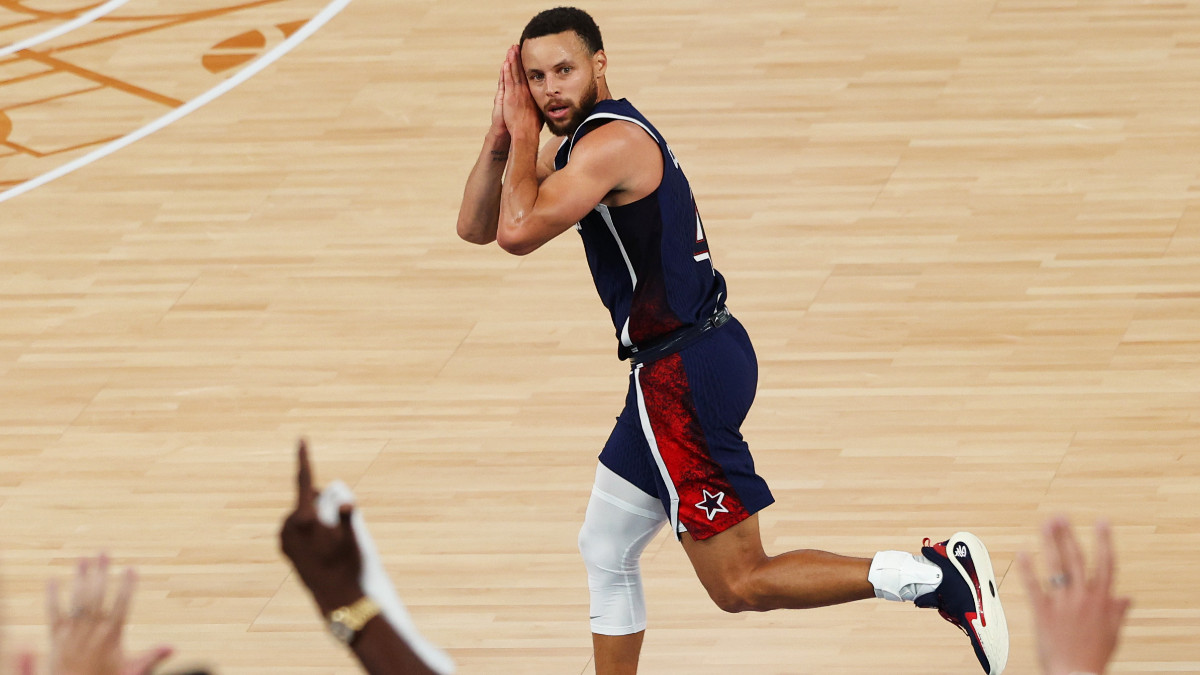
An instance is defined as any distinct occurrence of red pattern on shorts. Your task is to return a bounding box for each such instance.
[629,267,686,346]
[639,353,749,540]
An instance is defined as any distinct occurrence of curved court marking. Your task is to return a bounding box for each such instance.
[0,0,130,58]
[0,0,353,204]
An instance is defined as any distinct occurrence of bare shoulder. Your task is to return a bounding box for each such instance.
[536,135,567,182]
[572,119,659,161]
[567,120,663,200]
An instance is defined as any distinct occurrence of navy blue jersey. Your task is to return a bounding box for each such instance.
[553,99,727,355]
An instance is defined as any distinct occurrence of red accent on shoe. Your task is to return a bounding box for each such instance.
[965,564,987,627]
[967,610,984,629]
[964,612,983,644]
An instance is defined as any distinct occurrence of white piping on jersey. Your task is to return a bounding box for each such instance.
[567,112,659,162]
[594,202,638,284]
[634,365,681,533]
[594,204,637,348]
[694,212,711,263]
[570,108,661,350]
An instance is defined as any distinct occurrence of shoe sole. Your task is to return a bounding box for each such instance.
[949,532,1009,675]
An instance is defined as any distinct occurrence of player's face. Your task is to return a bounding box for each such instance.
[520,32,604,136]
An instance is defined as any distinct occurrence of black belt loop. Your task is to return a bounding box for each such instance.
[621,306,731,367]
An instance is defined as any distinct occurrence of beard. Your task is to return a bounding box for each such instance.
[543,77,600,137]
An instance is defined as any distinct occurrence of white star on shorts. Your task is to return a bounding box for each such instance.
[695,489,730,521]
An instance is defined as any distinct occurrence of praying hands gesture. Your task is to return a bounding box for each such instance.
[500,44,543,141]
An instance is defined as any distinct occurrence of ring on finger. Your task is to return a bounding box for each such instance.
[1048,573,1070,588]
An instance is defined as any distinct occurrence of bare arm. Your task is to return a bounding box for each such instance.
[456,131,509,245]
[456,68,510,245]
[536,134,563,182]
[456,64,568,246]
[350,616,438,675]
[495,46,660,256]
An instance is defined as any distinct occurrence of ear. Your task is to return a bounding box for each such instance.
[592,49,607,79]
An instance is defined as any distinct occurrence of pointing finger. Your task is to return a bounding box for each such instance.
[296,439,315,513]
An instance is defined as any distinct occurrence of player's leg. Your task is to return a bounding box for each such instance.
[679,513,874,612]
[679,519,1006,673]
[592,633,644,675]
[679,517,1006,673]
[579,463,668,675]
[640,320,1008,673]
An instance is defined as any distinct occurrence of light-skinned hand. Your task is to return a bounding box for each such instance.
[1017,517,1132,675]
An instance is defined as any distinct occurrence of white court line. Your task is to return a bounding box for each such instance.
[0,0,354,204]
[0,0,131,59]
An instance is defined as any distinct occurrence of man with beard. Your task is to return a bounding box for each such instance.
[456,7,1009,675]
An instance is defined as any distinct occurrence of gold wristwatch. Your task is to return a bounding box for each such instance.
[328,596,381,645]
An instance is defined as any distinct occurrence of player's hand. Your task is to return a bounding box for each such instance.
[489,65,509,144]
[1018,517,1132,675]
[279,440,365,616]
[501,44,543,138]
[40,554,174,675]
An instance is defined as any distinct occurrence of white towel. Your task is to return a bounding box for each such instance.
[317,480,456,674]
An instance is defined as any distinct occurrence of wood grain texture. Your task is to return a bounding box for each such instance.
[1,1,1198,673]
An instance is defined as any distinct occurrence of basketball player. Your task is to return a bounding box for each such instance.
[457,8,1008,674]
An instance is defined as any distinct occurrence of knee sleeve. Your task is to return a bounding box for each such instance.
[578,464,668,635]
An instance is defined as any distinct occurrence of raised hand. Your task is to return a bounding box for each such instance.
[279,439,365,616]
[1018,517,1132,675]
[490,64,509,144]
[500,44,543,138]
[41,554,173,675]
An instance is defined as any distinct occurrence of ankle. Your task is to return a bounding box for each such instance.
[868,550,943,602]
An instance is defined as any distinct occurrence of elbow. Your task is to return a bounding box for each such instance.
[457,227,493,246]
[497,236,537,256]
[456,217,496,246]
[496,218,541,256]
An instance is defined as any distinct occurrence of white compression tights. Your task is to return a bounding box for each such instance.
[578,463,669,635]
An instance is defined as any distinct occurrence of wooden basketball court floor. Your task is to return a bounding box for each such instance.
[0,1,1198,672]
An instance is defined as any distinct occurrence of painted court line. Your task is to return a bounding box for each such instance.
[0,0,132,59]
[0,0,354,204]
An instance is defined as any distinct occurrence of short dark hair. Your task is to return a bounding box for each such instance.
[520,7,604,55]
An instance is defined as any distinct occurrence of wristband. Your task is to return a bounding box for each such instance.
[317,481,456,674]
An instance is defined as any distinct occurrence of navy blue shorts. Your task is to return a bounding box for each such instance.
[598,316,774,541]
